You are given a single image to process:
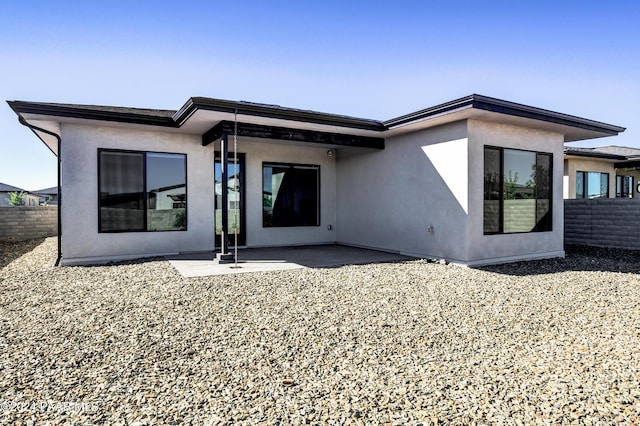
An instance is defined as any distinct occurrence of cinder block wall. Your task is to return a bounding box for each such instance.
[565,199,640,249]
[0,206,58,241]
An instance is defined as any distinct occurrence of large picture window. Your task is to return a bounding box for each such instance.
[99,150,187,232]
[263,163,319,227]
[576,171,609,199]
[484,146,552,234]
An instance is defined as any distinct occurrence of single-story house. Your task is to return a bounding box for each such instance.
[0,182,41,206]
[564,146,640,199]
[33,186,59,205]
[7,94,625,266]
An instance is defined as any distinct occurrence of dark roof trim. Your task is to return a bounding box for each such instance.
[176,97,385,131]
[7,100,178,128]
[384,94,626,136]
[203,121,384,149]
[564,148,627,160]
[8,94,625,139]
[615,160,640,169]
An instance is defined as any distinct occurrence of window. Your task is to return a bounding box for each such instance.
[99,150,187,232]
[576,171,609,199]
[263,163,319,227]
[616,175,633,198]
[484,147,552,234]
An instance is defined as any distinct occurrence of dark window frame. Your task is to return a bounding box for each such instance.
[98,148,188,233]
[215,152,246,246]
[576,171,609,199]
[484,146,553,235]
[616,175,633,198]
[262,162,321,228]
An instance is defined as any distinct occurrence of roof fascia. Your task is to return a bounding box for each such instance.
[384,94,626,137]
[615,160,640,169]
[564,150,627,161]
[175,97,386,132]
[7,100,178,128]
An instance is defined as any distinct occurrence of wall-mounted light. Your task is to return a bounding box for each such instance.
[327,149,335,157]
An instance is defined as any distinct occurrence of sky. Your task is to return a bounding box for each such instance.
[1,0,638,190]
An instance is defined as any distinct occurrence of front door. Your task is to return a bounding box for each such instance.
[215,153,245,247]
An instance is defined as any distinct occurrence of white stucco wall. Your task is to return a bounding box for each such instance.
[236,139,336,247]
[336,121,470,261]
[60,125,336,264]
[60,118,567,265]
[466,120,565,265]
[337,119,565,265]
[60,124,215,264]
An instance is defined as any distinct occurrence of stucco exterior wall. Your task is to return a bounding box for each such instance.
[338,119,565,265]
[336,121,470,260]
[563,157,616,199]
[60,125,337,264]
[60,124,215,264]
[467,120,565,265]
[233,139,336,247]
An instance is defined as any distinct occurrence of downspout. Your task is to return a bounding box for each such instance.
[18,116,63,266]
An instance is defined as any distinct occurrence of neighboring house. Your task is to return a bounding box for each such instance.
[0,182,41,206]
[33,186,59,205]
[8,94,624,266]
[564,146,640,199]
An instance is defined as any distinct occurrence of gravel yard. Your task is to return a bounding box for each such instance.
[1,238,639,425]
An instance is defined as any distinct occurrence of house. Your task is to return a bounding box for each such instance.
[564,146,640,199]
[0,182,41,206]
[33,186,59,205]
[7,94,625,266]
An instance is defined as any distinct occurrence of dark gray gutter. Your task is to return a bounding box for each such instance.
[17,116,63,266]
[174,97,386,131]
[564,148,627,161]
[384,94,626,136]
[8,100,177,128]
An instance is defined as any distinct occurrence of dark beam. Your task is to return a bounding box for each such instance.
[203,121,384,149]
[202,122,225,146]
[615,160,640,169]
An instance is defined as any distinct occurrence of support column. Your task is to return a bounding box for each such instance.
[215,132,234,263]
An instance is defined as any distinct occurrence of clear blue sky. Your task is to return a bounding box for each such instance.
[1,0,638,190]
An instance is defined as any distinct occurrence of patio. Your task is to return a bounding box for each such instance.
[166,244,414,277]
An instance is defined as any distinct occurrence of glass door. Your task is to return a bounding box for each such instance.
[215,153,245,247]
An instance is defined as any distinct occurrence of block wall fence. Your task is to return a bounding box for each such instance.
[564,199,640,250]
[0,206,58,241]
[2,202,639,251]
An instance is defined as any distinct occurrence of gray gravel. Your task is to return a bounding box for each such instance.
[1,238,639,425]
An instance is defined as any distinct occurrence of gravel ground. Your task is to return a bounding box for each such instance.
[1,238,639,425]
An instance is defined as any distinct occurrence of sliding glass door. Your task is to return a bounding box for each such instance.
[215,153,245,247]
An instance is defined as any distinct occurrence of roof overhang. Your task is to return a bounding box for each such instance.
[7,94,626,156]
[383,94,626,142]
[564,150,627,162]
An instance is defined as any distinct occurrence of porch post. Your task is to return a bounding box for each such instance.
[216,132,234,263]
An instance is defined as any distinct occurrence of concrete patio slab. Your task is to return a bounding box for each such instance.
[166,244,414,277]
